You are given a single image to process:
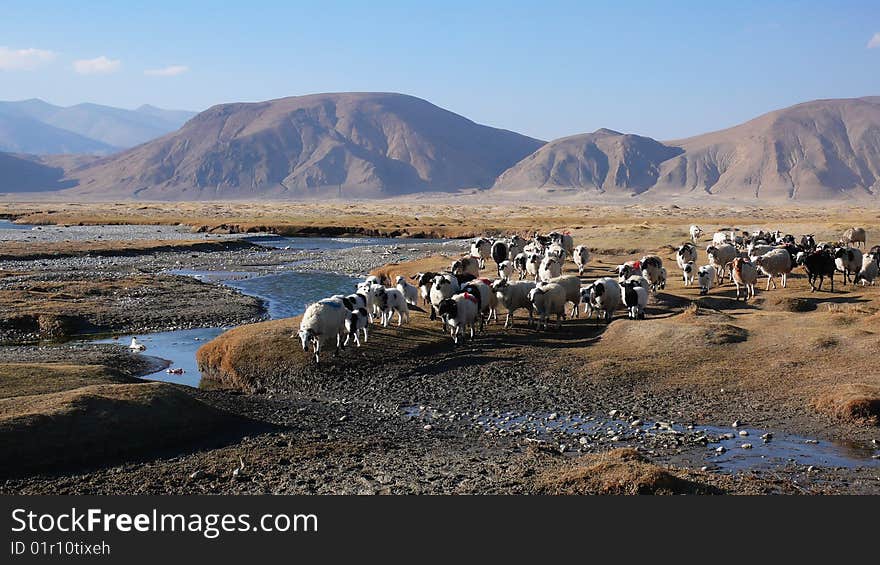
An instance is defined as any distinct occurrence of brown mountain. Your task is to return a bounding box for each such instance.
[491,129,683,194]
[64,92,544,199]
[494,97,880,200]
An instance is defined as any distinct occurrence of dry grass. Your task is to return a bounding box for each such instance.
[0,382,237,473]
[814,385,880,425]
[536,448,720,495]
[0,238,253,261]
[0,363,132,399]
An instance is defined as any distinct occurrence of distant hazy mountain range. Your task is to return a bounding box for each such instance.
[0,99,196,154]
[2,93,880,201]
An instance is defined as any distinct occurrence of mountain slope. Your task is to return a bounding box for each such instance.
[0,99,196,152]
[491,129,682,194]
[654,97,880,199]
[0,113,117,155]
[0,152,82,192]
[494,96,880,200]
[64,92,545,199]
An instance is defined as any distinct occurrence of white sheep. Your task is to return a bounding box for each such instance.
[546,274,583,317]
[529,282,567,330]
[706,244,737,284]
[395,275,419,306]
[754,248,793,290]
[697,265,715,295]
[343,308,370,347]
[497,260,514,281]
[437,293,479,344]
[297,298,349,363]
[620,281,648,319]
[573,245,591,276]
[588,277,622,323]
[470,237,492,269]
[492,279,536,328]
[689,225,704,243]
[729,257,758,301]
[538,256,562,282]
[513,252,529,280]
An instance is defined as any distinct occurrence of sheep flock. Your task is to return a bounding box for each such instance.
[298,226,877,362]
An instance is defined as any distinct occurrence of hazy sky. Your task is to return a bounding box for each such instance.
[2,0,879,140]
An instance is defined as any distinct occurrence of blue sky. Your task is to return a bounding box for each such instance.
[1,0,879,140]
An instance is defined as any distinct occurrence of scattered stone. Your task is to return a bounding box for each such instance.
[608,409,619,418]
[423,424,433,431]
[760,432,773,442]
[739,430,749,437]
[630,419,642,427]
[741,443,752,449]
[548,412,558,420]
[804,439,819,445]
[716,446,727,454]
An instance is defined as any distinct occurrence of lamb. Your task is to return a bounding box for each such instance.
[451,257,481,278]
[343,308,370,347]
[529,282,567,330]
[526,252,543,280]
[364,274,389,286]
[588,277,622,323]
[706,244,737,284]
[747,243,775,261]
[800,234,817,252]
[513,252,529,280]
[497,260,514,281]
[615,261,642,282]
[373,286,410,327]
[411,272,439,306]
[835,247,863,284]
[470,237,492,269]
[549,231,575,257]
[395,275,419,306]
[546,242,567,262]
[676,243,698,284]
[681,261,696,286]
[754,248,793,290]
[689,225,704,243]
[855,253,879,286]
[712,232,730,246]
[639,255,665,293]
[356,281,384,318]
[297,298,349,363]
[546,274,583,317]
[538,256,562,282]
[437,293,479,344]
[429,274,460,322]
[492,279,536,328]
[491,239,509,265]
[507,235,526,260]
[728,257,758,301]
[697,265,716,295]
[573,245,591,276]
[620,281,648,319]
[798,250,836,292]
[461,278,497,326]
[339,292,372,323]
[841,227,867,248]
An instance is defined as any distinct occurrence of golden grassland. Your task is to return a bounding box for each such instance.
[3,200,880,242]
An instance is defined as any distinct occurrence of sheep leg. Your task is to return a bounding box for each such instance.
[362,327,368,343]
[782,273,787,288]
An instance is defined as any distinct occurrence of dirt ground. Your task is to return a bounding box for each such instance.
[1,201,879,494]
